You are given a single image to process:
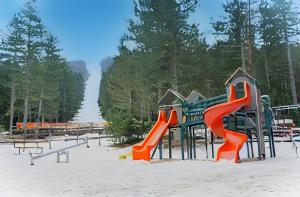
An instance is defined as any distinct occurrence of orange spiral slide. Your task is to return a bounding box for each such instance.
[204,82,251,163]
[132,109,178,161]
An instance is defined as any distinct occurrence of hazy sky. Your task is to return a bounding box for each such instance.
[0,0,227,69]
[0,0,299,122]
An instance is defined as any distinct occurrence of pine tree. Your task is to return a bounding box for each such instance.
[212,0,248,73]
[128,0,199,90]
[272,0,299,104]
[0,14,25,134]
[9,1,45,132]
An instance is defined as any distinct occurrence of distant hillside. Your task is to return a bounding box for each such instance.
[100,57,114,73]
[69,60,89,81]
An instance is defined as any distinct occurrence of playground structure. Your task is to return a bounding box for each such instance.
[132,68,276,163]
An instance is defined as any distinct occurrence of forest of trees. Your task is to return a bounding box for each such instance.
[0,1,86,133]
[99,0,300,143]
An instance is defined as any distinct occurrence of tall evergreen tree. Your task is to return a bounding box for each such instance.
[272,0,299,104]
[212,0,248,73]
[0,14,25,134]
[9,1,45,131]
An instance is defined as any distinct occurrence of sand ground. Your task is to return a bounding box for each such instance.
[0,135,300,197]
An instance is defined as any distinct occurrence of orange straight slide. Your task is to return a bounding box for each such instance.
[204,82,251,163]
[132,109,178,161]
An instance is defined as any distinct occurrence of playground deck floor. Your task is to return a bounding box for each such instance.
[0,135,300,197]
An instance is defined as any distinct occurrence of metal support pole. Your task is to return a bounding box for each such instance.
[249,133,254,158]
[270,127,276,157]
[66,151,69,163]
[168,130,172,159]
[86,137,90,148]
[57,152,60,163]
[151,144,159,159]
[205,126,208,158]
[23,139,25,152]
[99,132,101,147]
[268,130,273,158]
[186,127,190,159]
[77,131,79,144]
[189,127,193,159]
[180,126,185,160]
[158,138,163,160]
[211,131,214,159]
[246,140,250,158]
[193,127,196,159]
[48,137,52,150]
[256,129,262,160]
[30,153,34,166]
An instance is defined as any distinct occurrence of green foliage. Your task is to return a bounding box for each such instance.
[106,109,133,144]
[0,0,86,129]
[106,108,149,144]
[99,0,300,142]
[99,0,211,142]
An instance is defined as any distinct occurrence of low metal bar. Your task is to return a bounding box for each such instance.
[30,137,88,165]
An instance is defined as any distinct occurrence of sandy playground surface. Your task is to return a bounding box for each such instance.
[0,134,300,197]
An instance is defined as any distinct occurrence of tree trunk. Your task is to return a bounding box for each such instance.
[157,81,162,103]
[241,42,247,72]
[22,84,30,133]
[36,86,44,134]
[285,33,298,104]
[63,84,66,122]
[9,77,16,135]
[264,47,271,95]
[247,0,254,76]
[173,61,178,91]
